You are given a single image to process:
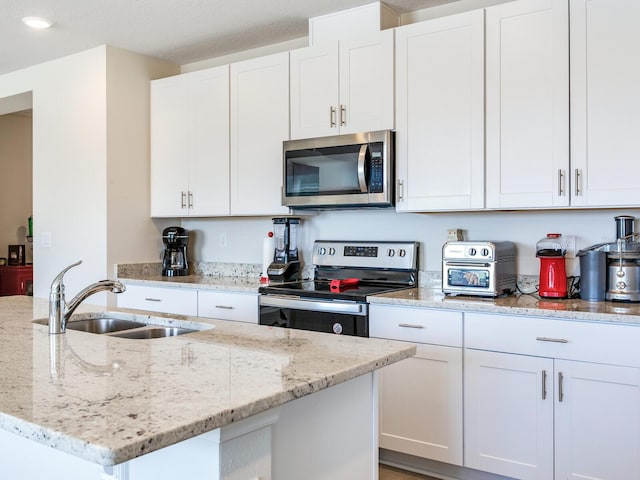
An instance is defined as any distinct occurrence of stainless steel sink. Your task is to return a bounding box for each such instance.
[32,317,146,334]
[110,327,198,339]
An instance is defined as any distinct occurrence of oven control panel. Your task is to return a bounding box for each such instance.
[313,241,418,270]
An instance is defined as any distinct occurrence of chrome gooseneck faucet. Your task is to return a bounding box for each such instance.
[48,260,126,334]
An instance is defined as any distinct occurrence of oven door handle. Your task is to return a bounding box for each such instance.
[259,295,367,316]
[444,262,491,267]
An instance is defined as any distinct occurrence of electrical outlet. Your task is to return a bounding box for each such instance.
[219,232,227,248]
[562,235,576,258]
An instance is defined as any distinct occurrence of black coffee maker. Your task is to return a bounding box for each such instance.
[162,227,189,277]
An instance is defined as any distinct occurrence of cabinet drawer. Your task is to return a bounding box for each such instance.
[465,312,640,367]
[198,291,258,323]
[117,284,198,316]
[370,305,463,347]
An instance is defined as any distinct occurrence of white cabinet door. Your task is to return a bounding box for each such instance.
[570,0,640,207]
[338,29,394,135]
[395,10,484,211]
[230,52,290,216]
[188,66,230,216]
[485,0,569,209]
[379,343,463,465]
[150,66,230,217]
[290,43,339,140]
[289,31,394,140]
[150,75,190,217]
[555,360,640,480]
[464,349,554,480]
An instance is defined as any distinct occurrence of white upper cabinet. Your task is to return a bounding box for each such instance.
[485,0,570,209]
[395,10,485,211]
[150,65,230,217]
[570,0,640,207]
[290,29,394,140]
[230,52,290,216]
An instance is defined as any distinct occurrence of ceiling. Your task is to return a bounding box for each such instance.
[0,0,459,76]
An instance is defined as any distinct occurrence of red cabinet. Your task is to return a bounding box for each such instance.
[0,265,33,296]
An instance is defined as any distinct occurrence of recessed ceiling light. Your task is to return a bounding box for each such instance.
[22,16,53,29]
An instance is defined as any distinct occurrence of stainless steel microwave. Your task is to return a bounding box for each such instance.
[282,130,394,209]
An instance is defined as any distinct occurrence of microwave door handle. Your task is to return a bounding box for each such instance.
[357,144,369,193]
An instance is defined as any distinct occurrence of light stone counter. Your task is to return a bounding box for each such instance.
[368,287,640,325]
[0,296,414,467]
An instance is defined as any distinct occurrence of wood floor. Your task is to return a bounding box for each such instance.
[379,464,441,480]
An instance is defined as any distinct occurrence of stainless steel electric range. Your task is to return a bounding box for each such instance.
[258,240,419,337]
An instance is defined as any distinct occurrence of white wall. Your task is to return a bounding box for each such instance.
[0,112,32,260]
[0,46,178,299]
[182,207,640,278]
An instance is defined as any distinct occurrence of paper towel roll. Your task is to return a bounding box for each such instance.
[262,233,275,279]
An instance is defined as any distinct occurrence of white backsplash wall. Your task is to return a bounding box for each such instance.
[182,208,640,278]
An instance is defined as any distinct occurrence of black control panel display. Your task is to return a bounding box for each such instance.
[369,143,384,193]
[344,246,378,257]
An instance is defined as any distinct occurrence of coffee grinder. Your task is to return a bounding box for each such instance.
[162,226,189,277]
[267,217,301,282]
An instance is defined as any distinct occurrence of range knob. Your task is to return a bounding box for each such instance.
[468,247,477,256]
[398,249,406,257]
[319,247,327,255]
[481,248,490,257]
[387,249,395,257]
[328,247,336,255]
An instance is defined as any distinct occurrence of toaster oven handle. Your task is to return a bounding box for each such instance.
[357,144,369,193]
[444,262,492,268]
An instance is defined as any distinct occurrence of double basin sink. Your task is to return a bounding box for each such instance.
[33,313,211,339]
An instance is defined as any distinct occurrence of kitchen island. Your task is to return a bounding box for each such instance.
[0,297,415,480]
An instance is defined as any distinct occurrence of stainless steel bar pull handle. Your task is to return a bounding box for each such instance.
[536,336,569,343]
[181,191,187,208]
[340,104,346,126]
[188,191,194,208]
[215,305,234,310]
[542,369,548,400]
[397,179,404,201]
[330,106,337,128]
[575,169,582,196]
[558,169,565,196]
[558,371,564,402]
[144,298,162,302]
[398,323,425,329]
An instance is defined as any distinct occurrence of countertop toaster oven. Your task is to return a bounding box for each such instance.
[442,241,516,297]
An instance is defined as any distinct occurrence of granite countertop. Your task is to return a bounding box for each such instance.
[0,297,414,466]
[369,287,640,325]
[117,272,263,293]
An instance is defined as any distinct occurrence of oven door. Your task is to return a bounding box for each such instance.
[443,262,496,295]
[259,295,369,337]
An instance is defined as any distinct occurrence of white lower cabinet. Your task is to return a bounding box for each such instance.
[465,313,640,480]
[370,305,463,466]
[117,284,198,317]
[198,290,258,323]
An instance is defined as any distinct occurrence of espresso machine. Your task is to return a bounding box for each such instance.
[267,217,301,282]
[162,226,189,277]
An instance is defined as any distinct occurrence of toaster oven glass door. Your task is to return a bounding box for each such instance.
[447,268,491,288]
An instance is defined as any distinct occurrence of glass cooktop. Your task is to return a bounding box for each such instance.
[259,279,410,302]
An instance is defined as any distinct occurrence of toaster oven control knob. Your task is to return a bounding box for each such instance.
[468,247,477,256]
[398,249,406,257]
[617,270,625,278]
[329,247,336,255]
[319,247,327,255]
[387,248,395,257]
[617,281,627,290]
[481,248,490,257]
[332,323,343,334]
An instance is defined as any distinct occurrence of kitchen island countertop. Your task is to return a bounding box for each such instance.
[0,296,414,467]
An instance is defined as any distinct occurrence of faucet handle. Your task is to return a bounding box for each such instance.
[50,260,82,291]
